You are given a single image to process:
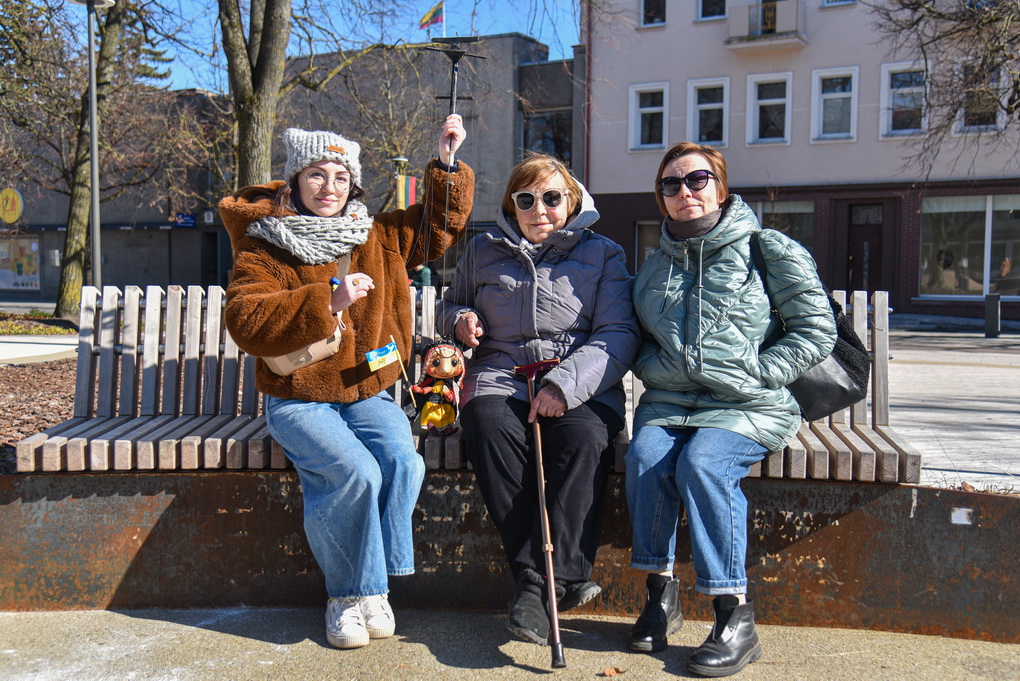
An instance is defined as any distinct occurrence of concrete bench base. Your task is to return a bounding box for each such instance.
[1,472,1016,643]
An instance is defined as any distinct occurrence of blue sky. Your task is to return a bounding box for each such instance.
[65,1,581,92]
[418,0,580,59]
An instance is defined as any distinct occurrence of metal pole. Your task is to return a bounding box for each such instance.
[443,50,464,166]
[86,0,102,288]
[70,0,114,286]
[985,293,1001,339]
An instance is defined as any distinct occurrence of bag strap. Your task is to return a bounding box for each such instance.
[336,254,351,280]
[749,230,768,281]
[750,231,787,348]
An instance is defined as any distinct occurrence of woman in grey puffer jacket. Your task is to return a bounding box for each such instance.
[625,143,835,677]
[441,153,640,647]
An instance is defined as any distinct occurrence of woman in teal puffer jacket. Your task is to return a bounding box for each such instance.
[625,143,836,677]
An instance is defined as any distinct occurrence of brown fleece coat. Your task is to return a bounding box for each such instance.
[221,160,474,403]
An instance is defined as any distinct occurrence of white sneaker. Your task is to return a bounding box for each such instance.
[361,593,396,639]
[326,597,370,649]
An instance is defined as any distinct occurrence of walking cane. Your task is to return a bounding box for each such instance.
[514,359,566,669]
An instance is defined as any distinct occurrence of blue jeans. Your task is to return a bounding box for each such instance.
[265,391,425,599]
[626,426,767,595]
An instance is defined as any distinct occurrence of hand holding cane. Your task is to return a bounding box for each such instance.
[514,359,567,669]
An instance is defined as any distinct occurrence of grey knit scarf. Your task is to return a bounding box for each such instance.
[245,199,373,265]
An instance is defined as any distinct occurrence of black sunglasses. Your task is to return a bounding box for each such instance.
[510,189,565,212]
[657,170,717,197]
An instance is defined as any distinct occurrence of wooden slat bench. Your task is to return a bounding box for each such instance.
[15,285,921,483]
[16,285,276,472]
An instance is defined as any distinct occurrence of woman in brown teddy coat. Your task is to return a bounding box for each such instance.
[221,115,472,650]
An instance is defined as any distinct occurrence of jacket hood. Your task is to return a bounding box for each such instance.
[218,181,287,249]
[493,180,600,251]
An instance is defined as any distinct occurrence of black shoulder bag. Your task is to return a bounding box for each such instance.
[750,233,870,422]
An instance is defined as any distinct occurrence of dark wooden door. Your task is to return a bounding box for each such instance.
[847,205,885,293]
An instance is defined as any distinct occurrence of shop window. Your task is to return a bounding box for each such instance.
[920,196,986,296]
[0,236,41,291]
[636,220,662,269]
[991,195,1020,296]
[759,201,815,254]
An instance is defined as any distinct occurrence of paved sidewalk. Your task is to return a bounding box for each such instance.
[0,335,77,365]
[2,607,1017,681]
[885,329,1020,492]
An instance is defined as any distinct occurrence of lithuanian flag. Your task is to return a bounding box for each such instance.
[419,1,444,29]
[396,175,417,209]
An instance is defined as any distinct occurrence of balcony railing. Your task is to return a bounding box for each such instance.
[750,1,778,35]
[726,0,808,52]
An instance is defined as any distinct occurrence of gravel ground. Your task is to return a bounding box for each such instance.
[0,358,76,474]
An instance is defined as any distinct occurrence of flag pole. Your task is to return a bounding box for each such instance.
[391,334,412,384]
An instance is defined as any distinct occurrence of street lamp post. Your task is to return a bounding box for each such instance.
[68,0,114,288]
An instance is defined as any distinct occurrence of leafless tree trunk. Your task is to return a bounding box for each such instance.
[218,0,292,186]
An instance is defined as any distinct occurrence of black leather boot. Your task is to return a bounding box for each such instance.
[687,596,763,677]
[629,573,683,652]
[506,568,550,645]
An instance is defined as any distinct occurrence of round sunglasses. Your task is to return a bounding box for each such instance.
[510,189,565,212]
[657,170,717,197]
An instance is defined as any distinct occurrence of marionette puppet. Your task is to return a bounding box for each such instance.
[409,338,466,435]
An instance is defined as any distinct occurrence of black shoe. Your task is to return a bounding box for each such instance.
[687,596,763,677]
[556,580,602,613]
[629,574,683,652]
[506,568,550,646]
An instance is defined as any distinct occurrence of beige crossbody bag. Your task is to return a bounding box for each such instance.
[262,256,350,376]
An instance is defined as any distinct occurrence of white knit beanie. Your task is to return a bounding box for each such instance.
[282,128,363,186]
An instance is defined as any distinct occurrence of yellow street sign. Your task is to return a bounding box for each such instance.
[0,188,24,224]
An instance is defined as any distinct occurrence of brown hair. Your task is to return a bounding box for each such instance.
[653,142,729,218]
[501,152,583,220]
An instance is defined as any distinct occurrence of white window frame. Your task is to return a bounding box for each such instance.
[955,62,1004,134]
[746,72,792,146]
[880,61,927,138]
[811,66,858,142]
[698,0,726,21]
[629,82,669,151]
[640,0,667,27]
[687,77,730,147]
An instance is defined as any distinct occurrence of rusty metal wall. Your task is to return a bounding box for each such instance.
[1,472,1017,643]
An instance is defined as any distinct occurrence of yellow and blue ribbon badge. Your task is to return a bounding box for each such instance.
[366,340,400,372]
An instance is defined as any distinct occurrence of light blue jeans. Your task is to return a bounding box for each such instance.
[265,391,425,599]
[626,426,767,595]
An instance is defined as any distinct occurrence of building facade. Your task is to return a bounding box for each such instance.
[582,0,1020,320]
[4,34,576,299]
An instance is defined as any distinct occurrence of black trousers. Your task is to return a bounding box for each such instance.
[461,394,623,583]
